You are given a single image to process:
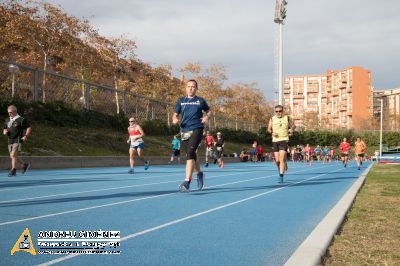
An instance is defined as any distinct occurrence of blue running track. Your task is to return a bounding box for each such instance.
[0,160,370,266]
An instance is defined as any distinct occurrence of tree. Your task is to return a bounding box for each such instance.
[302,111,320,130]
[178,63,227,111]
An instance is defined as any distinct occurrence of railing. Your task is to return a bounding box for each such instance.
[0,59,264,132]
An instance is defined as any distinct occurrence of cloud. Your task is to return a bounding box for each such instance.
[46,0,400,99]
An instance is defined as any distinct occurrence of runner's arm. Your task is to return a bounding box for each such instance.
[267,118,273,134]
[172,113,180,125]
[21,127,31,141]
[135,125,145,139]
[201,110,211,124]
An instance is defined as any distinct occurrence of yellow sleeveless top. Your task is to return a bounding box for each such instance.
[272,115,289,142]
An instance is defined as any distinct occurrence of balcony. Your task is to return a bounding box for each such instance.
[346,111,352,116]
[331,91,339,96]
[341,78,347,83]
[307,87,319,93]
[339,83,347,89]
[293,94,304,99]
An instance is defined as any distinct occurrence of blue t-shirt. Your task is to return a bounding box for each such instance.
[174,96,209,132]
[315,148,321,155]
[171,139,180,150]
[323,147,329,155]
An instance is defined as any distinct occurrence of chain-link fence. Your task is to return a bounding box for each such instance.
[0,59,265,132]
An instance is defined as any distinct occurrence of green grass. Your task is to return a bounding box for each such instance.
[323,164,400,266]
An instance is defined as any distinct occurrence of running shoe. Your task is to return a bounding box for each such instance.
[22,163,30,174]
[179,180,191,192]
[197,172,204,190]
[144,161,150,170]
[128,169,134,174]
[8,168,16,177]
[358,166,361,170]
[279,173,284,183]
[205,162,209,167]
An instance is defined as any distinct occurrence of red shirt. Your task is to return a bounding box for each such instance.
[204,135,215,147]
[339,142,351,153]
[128,125,141,136]
[257,146,263,155]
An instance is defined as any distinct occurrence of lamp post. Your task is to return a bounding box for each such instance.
[274,0,288,105]
[9,64,19,98]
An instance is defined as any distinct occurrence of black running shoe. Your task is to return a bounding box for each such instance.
[197,172,204,190]
[22,163,30,174]
[179,180,191,192]
[279,173,284,183]
[205,163,209,167]
[8,168,16,177]
[128,169,134,174]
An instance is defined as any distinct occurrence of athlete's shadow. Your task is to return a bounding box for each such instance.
[0,189,177,208]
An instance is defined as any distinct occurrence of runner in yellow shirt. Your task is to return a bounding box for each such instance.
[268,105,296,183]
[354,137,366,170]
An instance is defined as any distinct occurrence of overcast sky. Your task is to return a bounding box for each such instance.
[46,0,400,100]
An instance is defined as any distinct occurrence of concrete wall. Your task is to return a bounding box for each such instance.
[0,156,241,170]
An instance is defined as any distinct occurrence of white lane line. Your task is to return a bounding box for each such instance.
[36,167,345,266]
[0,163,299,199]
[0,169,262,204]
[0,164,279,193]
[0,165,329,226]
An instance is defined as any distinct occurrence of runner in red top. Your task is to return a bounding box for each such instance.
[339,138,351,168]
[204,131,215,167]
[127,117,149,174]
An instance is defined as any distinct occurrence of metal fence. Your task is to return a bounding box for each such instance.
[0,59,265,132]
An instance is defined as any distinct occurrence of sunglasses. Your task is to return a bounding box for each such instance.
[129,121,135,122]
[275,110,283,113]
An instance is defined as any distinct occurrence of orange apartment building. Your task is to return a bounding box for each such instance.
[283,66,372,130]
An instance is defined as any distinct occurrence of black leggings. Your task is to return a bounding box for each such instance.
[183,128,203,160]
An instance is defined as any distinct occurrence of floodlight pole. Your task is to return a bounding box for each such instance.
[379,98,383,160]
[274,0,287,106]
[278,23,283,105]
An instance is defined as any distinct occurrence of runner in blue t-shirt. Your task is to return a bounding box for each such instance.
[323,146,329,164]
[169,135,181,164]
[173,79,211,192]
[315,145,322,161]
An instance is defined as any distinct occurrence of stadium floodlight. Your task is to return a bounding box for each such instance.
[274,0,287,24]
[274,0,287,105]
[9,64,19,98]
